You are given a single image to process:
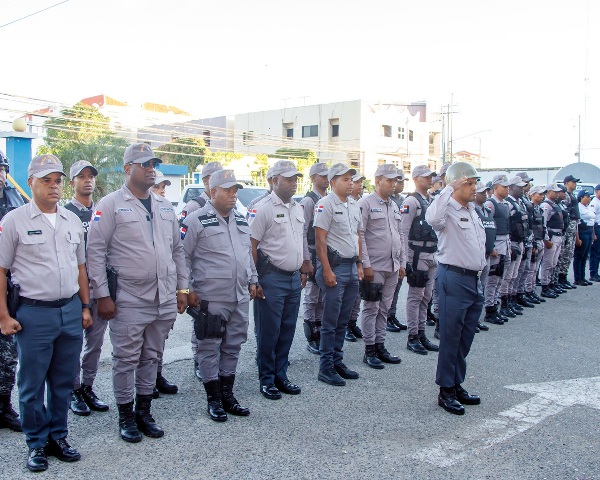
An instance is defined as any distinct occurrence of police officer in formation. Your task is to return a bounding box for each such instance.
[0,154,93,472]
[400,165,439,355]
[345,172,367,341]
[473,181,494,330]
[249,160,305,400]
[387,171,408,332]
[245,166,274,219]
[426,162,486,415]
[180,161,223,222]
[300,162,328,354]
[539,183,565,298]
[87,143,189,443]
[182,169,257,421]
[524,185,547,304]
[513,173,537,309]
[64,161,111,417]
[0,150,24,433]
[314,163,364,386]
[555,175,581,289]
[358,164,405,369]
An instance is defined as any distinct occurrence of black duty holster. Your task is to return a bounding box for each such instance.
[188,300,226,340]
[489,254,506,277]
[6,273,20,318]
[359,280,384,301]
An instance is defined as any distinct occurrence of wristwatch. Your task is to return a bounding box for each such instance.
[356,260,363,265]
[81,303,92,310]
[177,289,190,294]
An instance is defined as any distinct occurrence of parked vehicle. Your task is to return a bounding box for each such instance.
[175,184,269,218]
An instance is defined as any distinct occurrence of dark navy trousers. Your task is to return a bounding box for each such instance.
[316,262,359,372]
[255,271,301,386]
[574,228,593,282]
[15,297,83,448]
[435,265,483,388]
[590,224,600,278]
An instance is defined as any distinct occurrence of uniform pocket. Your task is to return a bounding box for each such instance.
[66,231,81,260]
[20,234,46,261]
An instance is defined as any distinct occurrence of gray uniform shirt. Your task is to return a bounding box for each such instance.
[249,192,304,272]
[425,185,487,272]
[400,191,436,262]
[300,189,322,261]
[313,192,361,259]
[182,190,211,220]
[182,201,258,302]
[541,200,563,239]
[0,201,85,300]
[358,191,406,272]
[87,185,188,304]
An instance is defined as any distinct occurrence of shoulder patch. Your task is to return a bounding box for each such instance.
[180,225,187,240]
[249,209,257,218]
[93,211,102,221]
[400,205,409,214]
[198,214,219,227]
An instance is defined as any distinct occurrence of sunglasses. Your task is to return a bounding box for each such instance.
[128,160,160,169]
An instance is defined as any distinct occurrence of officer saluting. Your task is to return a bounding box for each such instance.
[182,170,257,421]
[86,143,189,443]
[425,162,486,415]
[64,161,111,417]
[358,164,405,369]
[314,163,364,386]
[249,160,305,400]
[0,154,93,472]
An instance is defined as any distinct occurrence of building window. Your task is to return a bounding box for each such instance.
[408,130,414,142]
[283,122,294,139]
[302,125,318,138]
[331,124,339,137]
[243,131,254,145]
[381,125,392,137]
[203,130,210,147]
[398,127,405,140]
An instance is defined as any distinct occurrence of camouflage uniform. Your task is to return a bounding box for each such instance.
[0,334,18,396]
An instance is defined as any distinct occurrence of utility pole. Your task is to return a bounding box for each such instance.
[441,105,446,165]
[577,115,581,163]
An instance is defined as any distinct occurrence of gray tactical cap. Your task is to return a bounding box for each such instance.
[508,176,527,187]
[270,160,303,178]
[124,143,162,165]
[412,165,434,178]
[209,169,244,189]
[545,182,562,192]
[352,173,366,182]
[439,163,450,177]
[309,163,329,177]
[201,161,223,179]
[476,181,491,193]
[397,169,406,181]
[153,170,171,186]
[529,185,547,195]
[266,166,275,180]
[70,160,98,180]
[28,154,65,178]
[374,164,399,179]
[328,163,357,181]
[492,174,511,187]
[515,171,533,182]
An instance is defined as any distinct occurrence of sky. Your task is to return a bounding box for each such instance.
[1,0,599,168]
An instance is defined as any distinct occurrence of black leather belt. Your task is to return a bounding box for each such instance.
[440,264,480,278]
[20,294,77,308]
[268,265,298,276]
[338,256,358,264]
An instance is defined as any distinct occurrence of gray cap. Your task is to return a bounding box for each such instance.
[124,143,162,165]
[515,171,533,182]
[529,185,547,195]
[412,165,435,178]
[70,160,98,180]
[485,181,493,188]
[397,170,406,181]
[374,164,399,179]
[432,176,443,184]
[545,182,562,192]
[266,166,275,180]
[476,181,491,193]
[439,164,450,176]
[492,174,511,187]
[328,163,357,181]
[508,176,527,187]
[28,154,65,178]
[201,161,223,179]
[352,173,366,182]
[309,163,329,177]
[209,169,244,189]
[153,170,171,186]
[271,160,303,178]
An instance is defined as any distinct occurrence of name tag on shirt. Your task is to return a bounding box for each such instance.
[371,208,383,212]
[334,211,344,215]
[116,208,133,213]
[276,214,285,218]
[460,218,469,222]
[28,230,43,235]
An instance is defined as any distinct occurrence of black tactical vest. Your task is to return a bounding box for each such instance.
[566,192,580,220]
[64,202,93,247]
[523,197,534,237]
[304,190,319,247]
[489,197,510,236]
[544,200,564,231]
[531,204,545,240]
[475,204,496,255]
[0,187,25,220]
[408,193,437,244]
[505,196,529,242]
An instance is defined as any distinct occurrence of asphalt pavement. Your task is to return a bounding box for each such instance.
[1,279,599,480]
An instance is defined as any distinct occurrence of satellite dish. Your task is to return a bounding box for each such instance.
[554,162,600,184]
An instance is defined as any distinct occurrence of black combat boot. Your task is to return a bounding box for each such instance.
[69,388,91,416]
[303,320,321,354]
[203,380,227,422]
[540,285,558,298]
[419,330,439,351]
[375,343,401,364]
[558,273,575,289]
[529,290,545,303]
[549,282,565,294]
[363,344,384,369]
[525,291,541,304]
[0,394,22,432]
[517,293,535,308]
[426,302,436,326]
[117,402,142,443]
[156,373,178,394]
[345,324,357,342]
[349,321,363,338]
[509,295,524,313]
[484,306,503,325]
[81,384,109,412]
[385,316,401,332]
[407,334,428,355]
[135,395,164,437]
[500,296,516,318]
[495,303,509,322]
[434,321,440,339]
[391,315,408,330]
[219,375,250,416]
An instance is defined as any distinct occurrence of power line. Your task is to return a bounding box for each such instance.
[0,0,70,30]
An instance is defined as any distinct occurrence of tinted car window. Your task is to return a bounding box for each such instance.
[184,187,204,203]
[237,188,268,206]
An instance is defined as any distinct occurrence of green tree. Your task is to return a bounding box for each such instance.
[273,148,318,192]
[154,137,209,173]
[38,102,129,198]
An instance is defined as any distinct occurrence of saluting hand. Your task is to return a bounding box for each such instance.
[177,292,189,314]
[97,297,117,320]
[0,316,22,335]
[82,308,93,329]
[449,176,469,191]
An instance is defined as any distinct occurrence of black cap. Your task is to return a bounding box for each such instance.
[563,175,580,184]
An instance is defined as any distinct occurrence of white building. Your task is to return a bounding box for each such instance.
[233,99,442,183]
